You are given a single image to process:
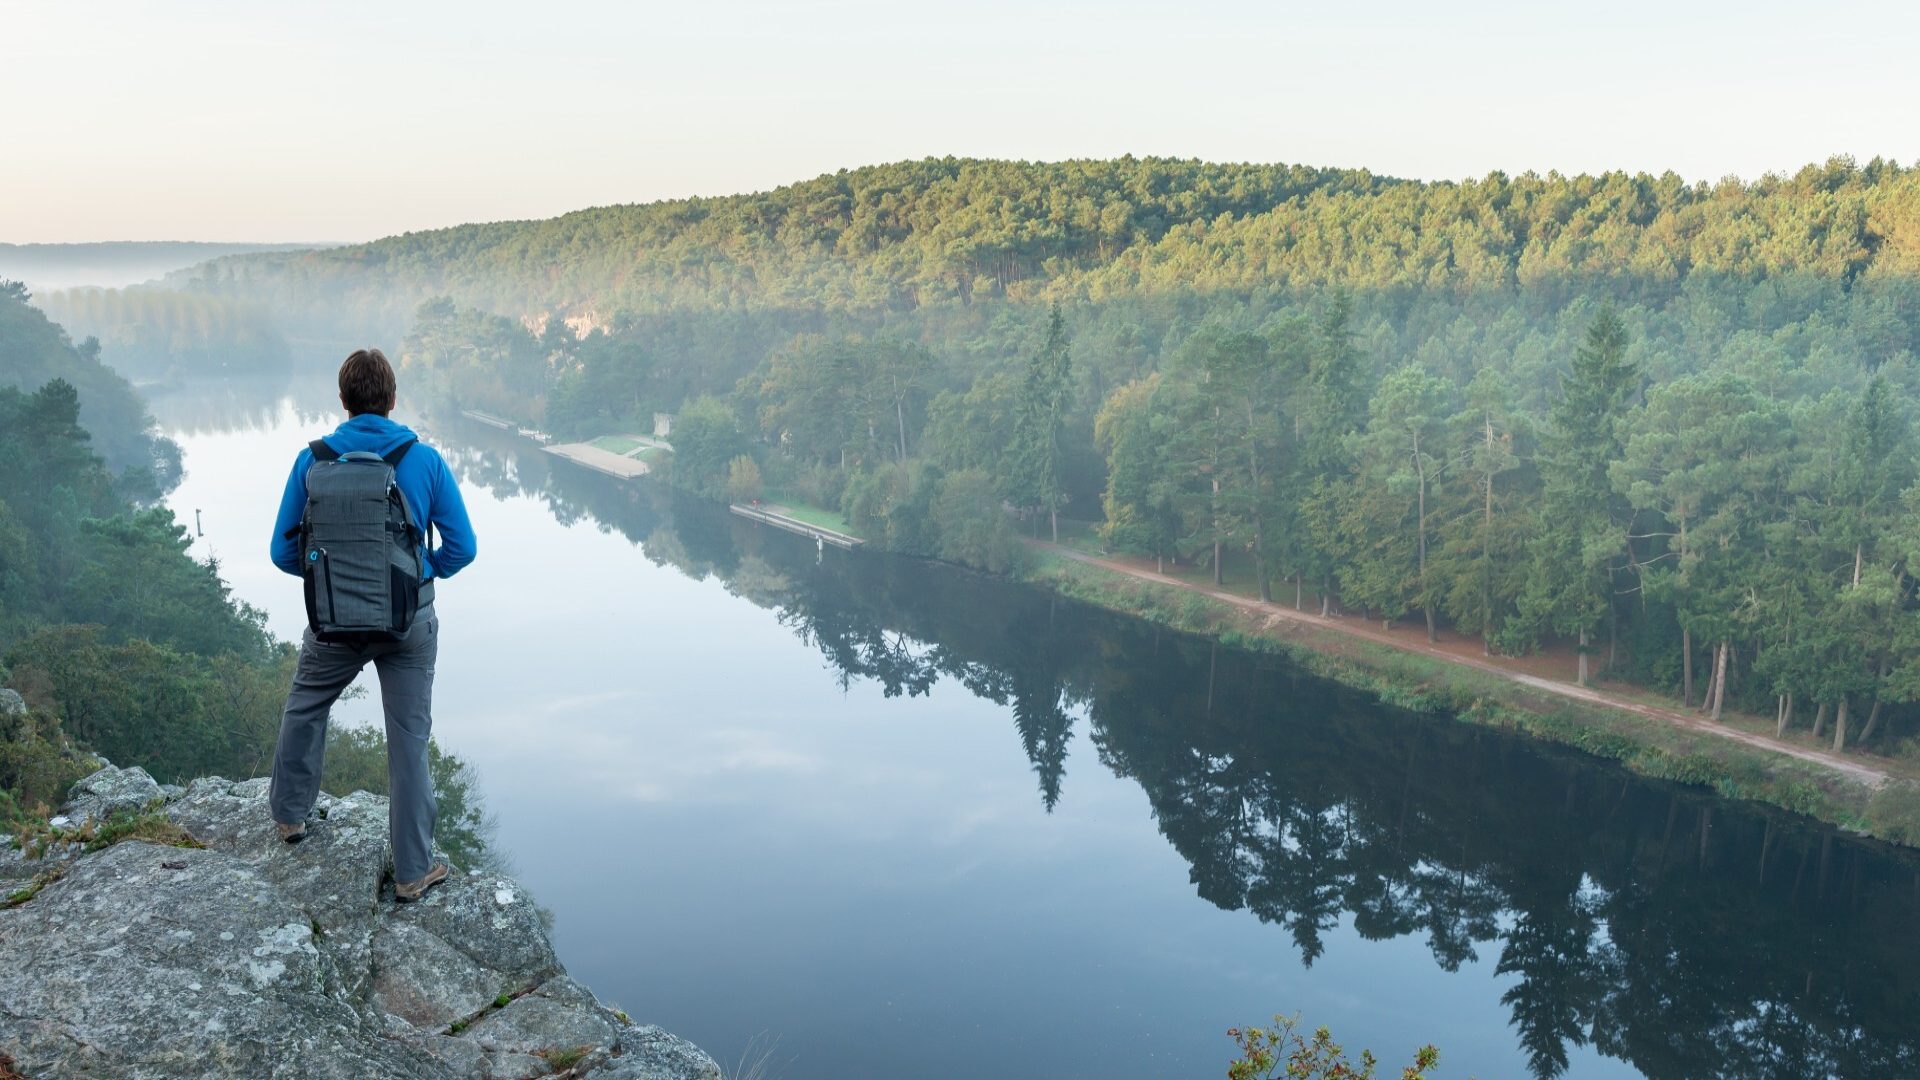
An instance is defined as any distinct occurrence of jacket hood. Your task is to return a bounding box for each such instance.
[321,414,420,457]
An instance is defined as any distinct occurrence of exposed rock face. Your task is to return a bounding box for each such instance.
[53,761,163,830]
[0,768,720,1080]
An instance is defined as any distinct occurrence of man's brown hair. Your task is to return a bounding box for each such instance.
[339,348,397,416]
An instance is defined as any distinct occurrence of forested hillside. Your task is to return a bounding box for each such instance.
[38,286,289,381]
[0,281,182,499]
[182,155,1920,761]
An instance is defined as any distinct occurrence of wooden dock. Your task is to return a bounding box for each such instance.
[543,442,652,479]
[730,504,865,548]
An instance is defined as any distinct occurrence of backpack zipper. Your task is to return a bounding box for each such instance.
[316,549,336,620]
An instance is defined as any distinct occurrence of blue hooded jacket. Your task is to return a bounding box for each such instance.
[270,414,477,581]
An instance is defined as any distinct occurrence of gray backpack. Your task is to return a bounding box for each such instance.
[296,438,426,644]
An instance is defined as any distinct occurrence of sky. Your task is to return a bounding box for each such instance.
[6,0,1920,243]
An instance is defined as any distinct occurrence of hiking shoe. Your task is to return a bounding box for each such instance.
[276,821,307,844]
[394,861,449,903]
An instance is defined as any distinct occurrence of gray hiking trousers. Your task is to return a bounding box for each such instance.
[269,609,439,882]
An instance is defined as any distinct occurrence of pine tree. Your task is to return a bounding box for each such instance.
[1518,308,1637,686]
[1012,305,1075,542]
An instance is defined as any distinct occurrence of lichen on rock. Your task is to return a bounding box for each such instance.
[0,765,721,1080]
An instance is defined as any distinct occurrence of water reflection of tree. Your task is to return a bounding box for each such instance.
[1096,641,1920,1078]
[432,412,1920,1080]
[145,374,331,436]
[756,548,1919,1079]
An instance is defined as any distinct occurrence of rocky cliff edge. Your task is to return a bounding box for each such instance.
[0,763,721,1080]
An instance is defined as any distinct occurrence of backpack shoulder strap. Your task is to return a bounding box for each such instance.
[382,439,418,467]
[309,439,340,462]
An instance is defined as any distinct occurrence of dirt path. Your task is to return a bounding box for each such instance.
[1045,545,1893,789]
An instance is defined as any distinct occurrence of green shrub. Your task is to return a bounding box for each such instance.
[1864,781,1920,846]
[1227,1014,1438,1080]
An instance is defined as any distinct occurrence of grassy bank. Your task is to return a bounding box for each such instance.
[1027,551,1920,850]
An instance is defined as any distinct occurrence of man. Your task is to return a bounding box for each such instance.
[267,348,477,902]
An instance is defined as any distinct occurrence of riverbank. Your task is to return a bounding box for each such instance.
[573,454,1920,848]
[1022,544,1920,850]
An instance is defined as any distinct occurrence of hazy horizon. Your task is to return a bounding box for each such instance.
[9,0,1920,244]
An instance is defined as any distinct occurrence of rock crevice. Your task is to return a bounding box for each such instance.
[0,764,719,1080]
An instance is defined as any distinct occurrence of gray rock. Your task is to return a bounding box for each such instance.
[418,1033,491,1079]
[58,762,164,828]
[0,688,25,720]
[167,783,390,933]
[0,841,423,1078]
[391,872,560,987]
[466,988,617,1055]
[371,920,504,1029]
[0,840,37,906]
[596,1026,727,1080]
[0,771,722,1080]
[0,827,75,899]
[484,1052,557,1079]
[529,973,603,1012]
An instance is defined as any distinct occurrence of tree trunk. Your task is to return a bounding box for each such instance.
[1577,627,1590,687]
[1859,656,1891,742]
[1775,693,1793,738]
[1482,416,1494,655]
[1415,435,1431,643]
[1320,593,1330,618]
[1295,574,1303,611]
[895,395,908,461]
[1832,695,1851,752]
[1813,701,1829,739]
[1250,424,1270,604]
[1607,598,1618,674]
[1049,507,1058,544]
[1682,627,1694,708]
[1211,476,1222,587]
[1712,638,1728,714]
[1709,641,1729,722]
[1859,698,1887,744]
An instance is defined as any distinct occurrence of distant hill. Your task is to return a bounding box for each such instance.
[168,157,1399,328]
[0,241,328,291]
[169,155,1920,332]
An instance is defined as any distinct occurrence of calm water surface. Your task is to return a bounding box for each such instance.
[153,380,1920,1080]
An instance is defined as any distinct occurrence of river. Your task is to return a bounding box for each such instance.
[151,377,1920,1080]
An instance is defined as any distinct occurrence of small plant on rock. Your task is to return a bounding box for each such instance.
[2,866,65,909]
[1226,1014,1439,1080]
[536,1044,592,1071]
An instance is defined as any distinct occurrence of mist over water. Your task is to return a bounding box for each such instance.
[152,377,1920,1080]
